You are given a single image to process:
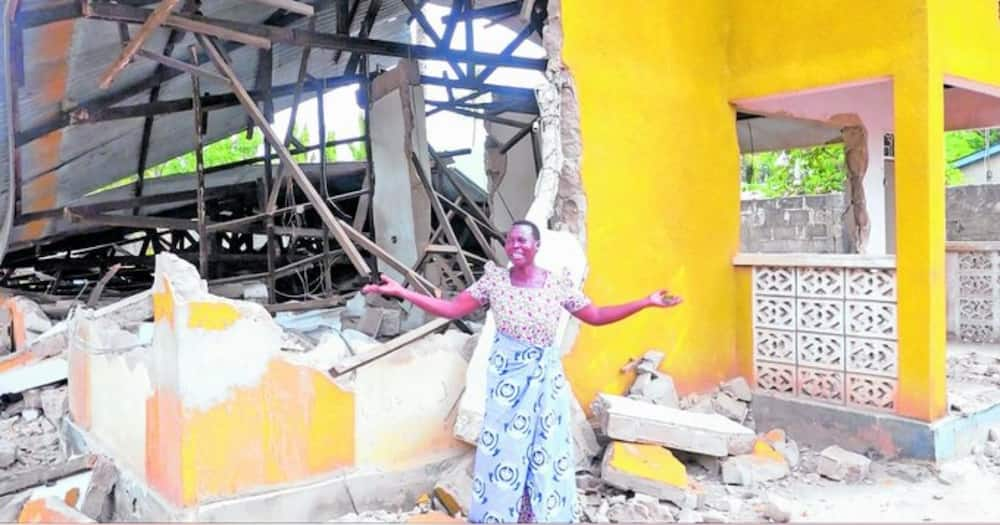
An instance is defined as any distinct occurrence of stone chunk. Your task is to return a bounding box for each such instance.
[631,372,680,408]
[720,377,752,402]
[608,501,652,523]
[816,446,871,482]
[0,438,16,467]
[630,493,676,522]
[712,393,748,424]
[601,441,689,506]
[433,453,474,516]
[592,394,755,458]
[988,427,999,443]
[40,387,68,423]
[763,494,800,523]
[721,454,790,486]
[772,439,800,469]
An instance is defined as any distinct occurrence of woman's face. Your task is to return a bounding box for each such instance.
[504,225,539,267]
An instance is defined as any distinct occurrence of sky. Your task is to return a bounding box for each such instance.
[267,2,546,190]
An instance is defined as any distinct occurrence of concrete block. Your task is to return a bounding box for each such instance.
[0,438,16,467]
[635,372,680,408]
[636,350,665,374]
[678,509,704,523]
[721,444,790,486]
[816,446,871,482]
[593,394,755,458]
[721,377,752,402]
[788,210,810,226]
[600,441,689,506]
[712,393,748,424]
[778,197,804,209]
[433,453,474,517]
[806,224,829,238]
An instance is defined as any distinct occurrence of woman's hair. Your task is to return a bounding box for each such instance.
[510,220,541,242]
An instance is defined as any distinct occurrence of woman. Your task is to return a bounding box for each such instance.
[363,220,682,523]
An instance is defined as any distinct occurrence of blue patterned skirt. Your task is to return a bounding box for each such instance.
[468,332,577,523]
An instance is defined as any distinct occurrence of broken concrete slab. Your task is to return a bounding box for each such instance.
[80,456,118,521]
[816,446,871,482]
[0,358,68,397]
[601,441,689,506]
[712,393,748,424]
[592,394,755,457]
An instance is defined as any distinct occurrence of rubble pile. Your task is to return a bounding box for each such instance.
[947,350,1000,415]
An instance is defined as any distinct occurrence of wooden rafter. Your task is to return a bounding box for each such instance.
[197,34,372,277]
[245,0,314,16]
[97,0,183,90]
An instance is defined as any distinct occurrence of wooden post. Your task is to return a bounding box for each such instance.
[190,44,209,278]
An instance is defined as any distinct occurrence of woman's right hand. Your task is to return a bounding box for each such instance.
[362,274,405,298]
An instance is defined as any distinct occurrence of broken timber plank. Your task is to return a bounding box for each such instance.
[245,0,314,16]
[409,152,474,284]
[198,34,371,276]
[335,218,438,296]
[97,0,183,90]
[329,317,450,376]
[0,454,97,497]
[135,48,230,84]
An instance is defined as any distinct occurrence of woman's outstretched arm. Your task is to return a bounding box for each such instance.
[572,291,682,326]
[362,274,481,320]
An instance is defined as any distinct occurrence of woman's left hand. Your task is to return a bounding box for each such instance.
[648,290,683,308]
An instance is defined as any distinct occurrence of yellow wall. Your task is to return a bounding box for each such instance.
[561,0,743,404]
[564,0,950,421]
[936,0,1000,87]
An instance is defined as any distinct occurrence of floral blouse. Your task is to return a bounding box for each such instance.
[466,261,592,347]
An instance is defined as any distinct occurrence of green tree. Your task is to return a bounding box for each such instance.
[350,115,368,161]
[742,144,846,198]
[324,131,339,162]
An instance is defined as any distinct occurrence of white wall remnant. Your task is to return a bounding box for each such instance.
[370,60,434,284]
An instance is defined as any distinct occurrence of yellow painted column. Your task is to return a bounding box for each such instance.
[893,66,947,422]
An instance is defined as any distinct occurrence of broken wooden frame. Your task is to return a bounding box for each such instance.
[1,0,540,306]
